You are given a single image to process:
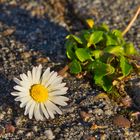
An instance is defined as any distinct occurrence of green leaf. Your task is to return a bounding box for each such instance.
[92,50,103,59]
[88,31,103,47]
[112,29,122,38]
[104,45,124,55]
[90,60,114,91]
[80,30,90,42]
[120,56,132,76]
[112,30,124,45]
[93,23,109,32]
[124,43,137,55]
[65,23,138,93]
[66,35,83,44]
[106,34,118,46]
[70,59,82,74]
[65,40,77,59]
[102,76,113,91]
[75,48,92,62]
[78,30,90,46]
[87,62,94,71]
[93,60,115,78]
[101,23,109,31]
[94,76,113,91]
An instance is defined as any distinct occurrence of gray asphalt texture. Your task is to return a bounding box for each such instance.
[0,0,140,139]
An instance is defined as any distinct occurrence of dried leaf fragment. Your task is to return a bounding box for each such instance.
[2,28,15,36]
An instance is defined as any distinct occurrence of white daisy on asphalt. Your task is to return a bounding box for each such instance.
[11,65,69,121]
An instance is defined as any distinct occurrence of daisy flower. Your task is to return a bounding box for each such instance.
[11,65,69,121]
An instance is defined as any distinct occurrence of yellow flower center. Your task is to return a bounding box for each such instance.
[30,84,48,103]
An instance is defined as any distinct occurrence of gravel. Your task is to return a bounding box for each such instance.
[0,0,140,139]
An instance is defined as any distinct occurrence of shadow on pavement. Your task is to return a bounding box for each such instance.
[0,4,68,61]
[0,3,68,108]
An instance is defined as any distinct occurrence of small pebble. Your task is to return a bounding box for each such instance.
[21,52,31,59]
[33,126,38,132]
[0,113,4,120]
[7,108,12,115]
[0,126,5,136]
[36,57,49,63]
[121,96,132,107]
[26,132,34,138]
[15,117,22,126]
[80,111,92,121]
[17,130,24,135]
[113,115,131,128]
[93,108,103,115]
[5,124,15,133]
[86,136,96,140]
[104,110,113,116]
[44,129,55,140]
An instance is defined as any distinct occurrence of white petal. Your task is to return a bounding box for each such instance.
[34,104,39,121]
[22,73,28,81]
[15,96,22,101]
[14,85,27,92]
[48,83,66,91]
[29,101,36,119]
[11,92,20,96]
[41,70,55,86]
[42,71,54,86]
[20,73,28,81]
[47,100,62,115]
[15,94,31,101]
[32,67,37,83]
[45,72,57,87]
[41,67,50,85]
[24,100,33,115]
[14,76,31,89]
[27,70,32,85]
[49,88,68,96]
[19,94,29,98]
[50,76,63,86]
[44,101,55,119]
[35,65,42,84]
[34,104,44,121]
[21,81,31,89]
[39,104,45,121]
[60,87,68,92]
[20,96,32,108]
[12,91,29,95]
[49,96,69,106]
[40,103,49,119]
[13,78,21,85]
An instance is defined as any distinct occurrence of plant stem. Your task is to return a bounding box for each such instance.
[122,6,140,36]
[58,65,69,76]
